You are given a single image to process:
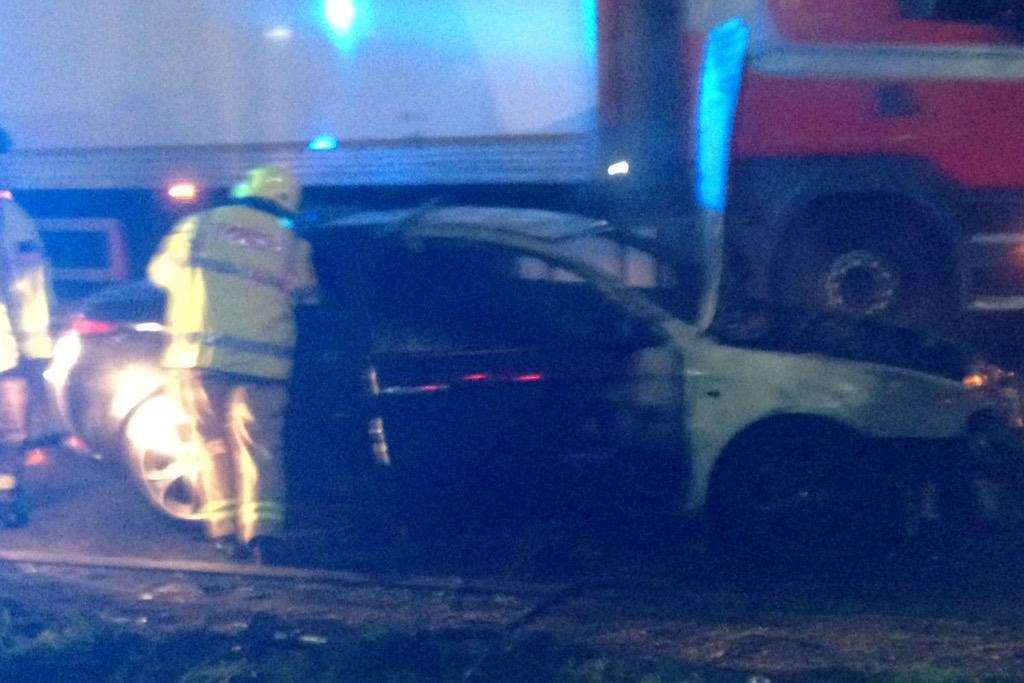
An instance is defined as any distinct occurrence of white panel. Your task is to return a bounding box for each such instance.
[753,42,1024,82]
[2,134,599,189]
[0,0,596,152]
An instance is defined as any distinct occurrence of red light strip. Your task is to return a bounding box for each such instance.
[71,316,117,336]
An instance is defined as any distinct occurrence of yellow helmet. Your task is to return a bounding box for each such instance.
[232,165,302,213]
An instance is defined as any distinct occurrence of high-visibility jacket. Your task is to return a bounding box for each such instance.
[0,197,53,373]
[147,202,318,380]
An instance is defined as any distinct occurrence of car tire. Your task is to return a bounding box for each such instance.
[707,425,903,575]
[121,390,204,523]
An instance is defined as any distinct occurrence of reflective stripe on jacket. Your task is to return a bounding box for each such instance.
[0,199,53,371]
[147,204,318,380]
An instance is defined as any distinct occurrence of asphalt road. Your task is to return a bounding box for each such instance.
[6,444,1024,678]
[7,450,227,563]
[6,442,1024,580]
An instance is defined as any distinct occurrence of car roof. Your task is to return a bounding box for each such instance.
[304,206,610,242]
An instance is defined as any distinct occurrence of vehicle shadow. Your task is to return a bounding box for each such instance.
[285,463,1024,610]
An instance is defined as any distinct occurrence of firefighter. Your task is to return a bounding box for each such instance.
[147,166,318,563]
[0,190,55,528]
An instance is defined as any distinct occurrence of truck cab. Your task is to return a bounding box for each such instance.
[679,0,1024,323]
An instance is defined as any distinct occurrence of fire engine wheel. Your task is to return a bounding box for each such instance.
[708,425,902,568]
[821,249,901,317]
[122,393,204,522]
[775,204,950,326]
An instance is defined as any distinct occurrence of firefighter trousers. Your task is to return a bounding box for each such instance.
[0,373,27,492]
[171,369,288,544]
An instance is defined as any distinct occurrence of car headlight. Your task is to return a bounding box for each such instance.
[964,363,1013,390]
[964,362,1023,428]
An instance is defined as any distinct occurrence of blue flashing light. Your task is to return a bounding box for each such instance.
[325,0,357,35]
[581,0,599,60]
[695,18,750,213]
[322,0,371,53]
[308,134,340,151]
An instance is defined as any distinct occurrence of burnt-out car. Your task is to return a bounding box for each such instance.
[44,207,1024,552]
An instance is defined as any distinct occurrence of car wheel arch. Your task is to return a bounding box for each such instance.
[705,413,866,510]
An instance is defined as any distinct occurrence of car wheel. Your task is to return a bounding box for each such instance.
[774,203,952,330]
[708,426,902,571]
[122,391,204,522]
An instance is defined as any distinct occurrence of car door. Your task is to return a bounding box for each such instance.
[366,240,688,516]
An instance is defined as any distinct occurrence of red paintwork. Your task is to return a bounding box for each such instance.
[598,0,640,132]
[765,0,1011,45]
[669,0,1024,191]
[732,75,1024,190]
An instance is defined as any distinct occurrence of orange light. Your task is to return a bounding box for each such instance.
[0,190,12,201]
[64,435,91,454]
[461,373,489,382]
[963,373,987,389]
[167,182,199,202]
[24,448,48,468]
[514,373,544,383]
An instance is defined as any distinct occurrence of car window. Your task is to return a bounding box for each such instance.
[360,241,659,353]
[515,232,701,322]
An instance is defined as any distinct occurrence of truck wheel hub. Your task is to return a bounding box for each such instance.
[823,250,900,316]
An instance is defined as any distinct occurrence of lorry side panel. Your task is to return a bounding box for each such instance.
[0,1,599,189]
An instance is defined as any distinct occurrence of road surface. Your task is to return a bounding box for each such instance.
[1,447,1024,679]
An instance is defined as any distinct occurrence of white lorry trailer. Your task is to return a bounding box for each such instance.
[0,1,604,296]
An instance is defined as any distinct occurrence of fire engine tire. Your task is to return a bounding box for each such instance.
[774,203,952,328]
[707,424,904,573]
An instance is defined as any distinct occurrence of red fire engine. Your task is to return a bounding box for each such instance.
[605,0,1024,324]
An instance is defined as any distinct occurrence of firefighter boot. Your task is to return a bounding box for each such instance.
[0,476,28,528]
[212,536,247,561]
[0,443,27,528]
[244,536,289,566]
[0,487,29,529]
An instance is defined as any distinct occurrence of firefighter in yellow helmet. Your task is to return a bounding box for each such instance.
[0,190,55,528]
[147,166,318,563]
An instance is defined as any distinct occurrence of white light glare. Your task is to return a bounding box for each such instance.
[124,395,204,482]
[265,26,294,42]
[325,0,357,34]
[607,160,631,177]
[43,332,82,389]
[110,365,166,421]
[167,182,198,202]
